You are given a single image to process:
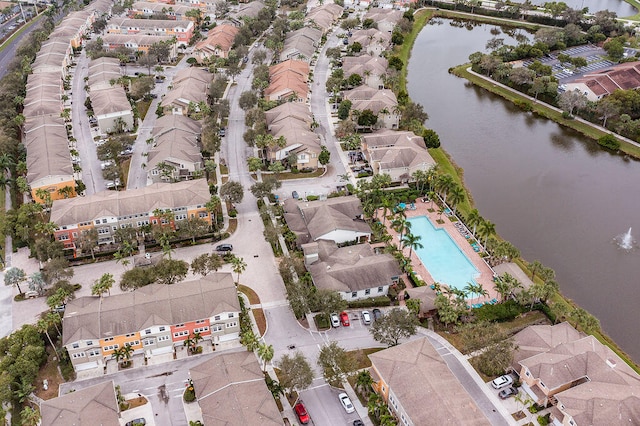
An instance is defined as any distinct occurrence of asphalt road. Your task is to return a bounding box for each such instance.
[71,49,106,195]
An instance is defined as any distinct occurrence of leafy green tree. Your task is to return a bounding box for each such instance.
[474,338,518,376]
[154,259,189,285]
[276,352,314,396]
[370,308,418,347]
[120,267,156,291]
[220,180,244,204]
[435,294,460,326]
[310,289,347,320]
[240,330,259,351]
[317,341,357,386]
[318,146,330,166]
[190,253,223,276]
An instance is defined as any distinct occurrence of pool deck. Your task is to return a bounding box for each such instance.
[384,199,498,305]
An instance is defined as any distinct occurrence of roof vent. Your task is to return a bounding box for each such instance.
[606,358,617,369]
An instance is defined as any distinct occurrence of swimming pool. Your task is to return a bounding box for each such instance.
[407,216,479,291]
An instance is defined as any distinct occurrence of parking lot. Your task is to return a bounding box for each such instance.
[521,45,616,83]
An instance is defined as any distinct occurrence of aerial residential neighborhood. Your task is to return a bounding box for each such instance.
[2,0,640,425]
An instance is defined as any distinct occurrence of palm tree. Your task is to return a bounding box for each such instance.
[435,174,454,203]
[401,233,423,259]
[231,256,247,284]
[257,342,274,372]
[355,370,373,398]
[477,219,496,247]
[448,184,465,216]
[240,330,259,351]
[37,318,59,358]
[464,282,477,301]
[528,260,543,282]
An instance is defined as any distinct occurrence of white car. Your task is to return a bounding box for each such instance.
[361,310,371,325]
[330,313,340,328]
[338,393,355,413]
[491,375,513,389]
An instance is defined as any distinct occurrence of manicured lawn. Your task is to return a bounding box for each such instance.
[274,169,325,180]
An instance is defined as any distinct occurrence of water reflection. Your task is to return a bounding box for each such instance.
[408,18,640,362]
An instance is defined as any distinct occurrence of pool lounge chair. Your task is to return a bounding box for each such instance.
[490,298,498,304]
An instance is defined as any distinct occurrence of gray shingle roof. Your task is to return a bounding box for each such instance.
[41,381,119,426]
[63,274,239,345]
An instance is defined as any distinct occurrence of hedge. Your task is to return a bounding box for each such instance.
[348,296,392,308]
[474,300,526,322]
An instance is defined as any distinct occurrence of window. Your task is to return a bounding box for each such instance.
[102,219,107,224]
[159,326,166,331]
[540,381,546,389]
[351,292,357,298]
[174,324,184,328]
[88,349,101,357]
[72,352,86,359]
[211,325,223,332]
[365,289,371,295]
[127,340,140,346]
[158,335,170,342]
[194,326,209,333]
[173,331,189,338]
[228,313,234,318]
[103,337,114,342]
[72,343,79,349]
[85,340,93,346]
[196,319,205,324]
[214,315,220,321]
[143,339,155,345]
[378,286,383,293]
[199,212,208,218]
[145,329,151,335]
[125,333,135,338]
[59,234,69,241]
[226,321,238,328]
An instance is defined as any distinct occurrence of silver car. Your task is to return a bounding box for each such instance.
[361,310,371,325]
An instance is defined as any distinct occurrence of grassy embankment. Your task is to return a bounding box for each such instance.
[397,9,640,373]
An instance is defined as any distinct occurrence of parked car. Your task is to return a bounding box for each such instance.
[125,419,146,426]
[361,310,371,325]
[215,244,233,252]
[372,308,383,321]
[53,304,66,313]
[338,393,355,413]
[292,191,299,200]
[340,311,350,326]
[24,291,39,299]
[330,312,340,328]
[294,402,310,424]
[498,387,518,399]
[219,128,226,137]
[353,421,364,426]
[491,375,514,389]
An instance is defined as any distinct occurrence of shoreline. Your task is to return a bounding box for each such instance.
[398,9,640,371]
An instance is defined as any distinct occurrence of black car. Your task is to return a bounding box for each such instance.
[372,308,383,321]
[498,387,518,399]
[215,244,233,252]
[353,421,364,426]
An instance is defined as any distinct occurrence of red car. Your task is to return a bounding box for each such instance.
[294,402,310,424]
[340,311,350,326]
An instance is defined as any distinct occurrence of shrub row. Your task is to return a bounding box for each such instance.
[474,300,526,322]
[347,296,392,309]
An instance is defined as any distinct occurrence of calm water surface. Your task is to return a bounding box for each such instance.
[407,20,640,362]
[529,0,636,16]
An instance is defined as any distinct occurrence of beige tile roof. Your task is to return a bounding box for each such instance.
[363,8,403,26]
[342,55,388,78]
[37,38,71,57]
[369,141,435,172]
[283,196,370,245]
[41,381,119,426]
[24,116,73,185]
[281,36,316,60]
[362,129,422,149]
[190,352,282,425]
[88,57,122,89]
[369,337,491,425]
[62,274,239,345]
[233,0,265,19]
[264,102,313,127]
[555,381,640,425]
[161,79,209,108]
[404,286,438,313]
[344,86,397,115]
[51,179,210,226]
[351,28,392,49]
[511,322,584,372]
[152,114,201,138]
[90,86,132,116]
[147,129,201,169]
[172,67,213,86]
[24,81,62,116]
[306,240,401,292]
[305,4,343,31]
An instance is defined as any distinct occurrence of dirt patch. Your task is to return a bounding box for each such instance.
[512,411,526,421]
[34,349,65,400]
[227,218,237,234]
[347,348,384,369]
[253,308,267,336]
[125,396,148,410]
[238,285,260,305]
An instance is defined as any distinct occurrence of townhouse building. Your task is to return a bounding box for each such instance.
[63,274,240,373]
[107,18,195,46]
